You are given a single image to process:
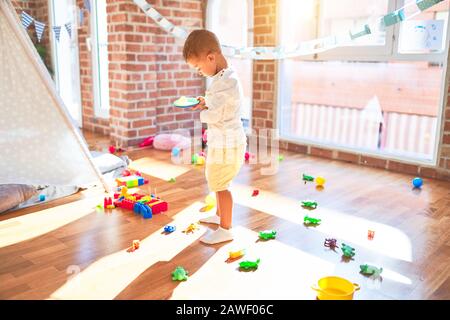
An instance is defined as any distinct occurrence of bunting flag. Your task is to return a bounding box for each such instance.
[132,0,445,60]
[65,22,72,39]
[34,20,45,42]
[53,26,61,42]
[84,0,91,13]
[21,11,33,29]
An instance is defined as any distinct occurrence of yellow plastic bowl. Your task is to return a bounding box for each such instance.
[312,276,360,300]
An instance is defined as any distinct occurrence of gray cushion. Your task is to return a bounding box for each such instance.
[0,184,38,213]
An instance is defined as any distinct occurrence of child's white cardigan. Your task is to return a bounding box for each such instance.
[200,67,248,148]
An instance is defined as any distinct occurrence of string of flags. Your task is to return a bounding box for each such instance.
[20,10,72,43]
[19,0,91,43]
[133,0,445,60]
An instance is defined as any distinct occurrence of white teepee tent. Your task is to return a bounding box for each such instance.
[0,0,108,191]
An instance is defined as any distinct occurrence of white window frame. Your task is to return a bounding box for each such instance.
[49,0,83,127]
[91,0,110,119]
[276,0,450,166]
[206,0,254,134]
[314,0,397,61]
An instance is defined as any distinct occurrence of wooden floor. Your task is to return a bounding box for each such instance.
[1,132,449,300]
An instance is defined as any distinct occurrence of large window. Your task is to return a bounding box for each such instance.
[91,0,110,118]
[278,0,449,164]
[206,0,253,131]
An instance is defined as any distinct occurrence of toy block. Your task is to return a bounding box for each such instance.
[141,205,153,219]
[116,175,145,188]
[147,199,168,214]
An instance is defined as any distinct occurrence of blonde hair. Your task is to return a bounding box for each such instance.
[183,29,222,61]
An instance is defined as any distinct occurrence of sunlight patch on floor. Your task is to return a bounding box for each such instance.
[48,202,208,300]
[231,183,413,262]
[170,226,336,300]
[128,157,191,181]
[0,197,100,248]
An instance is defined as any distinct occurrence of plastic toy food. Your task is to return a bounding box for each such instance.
[360,264,383,276]
[229,249,246,259]
[183,223,199,234]
[341,243,355,258]
[315,176,326,186]
[127,240,140,253]
[258,230,277,240]
[172,266,188,281]
[301,200,318,209]
[304,215,321,225]
[239,258,260,270]
[139,135,154,148]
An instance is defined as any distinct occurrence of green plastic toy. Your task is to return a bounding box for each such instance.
[360,264,383,277]
[239,258,261,270]
[172,266,188,281]
[302,174,314,182]
[301,200,318,209]
[278,155,284,162]
[303,215,321,225]
[341,243,355,258]
[168,178,176,183]
[191,154,198,164]
[258,230,277,240]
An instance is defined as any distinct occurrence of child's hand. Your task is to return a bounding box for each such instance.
[190,96,207,111]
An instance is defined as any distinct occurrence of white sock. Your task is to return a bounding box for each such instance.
[200,227,233,245]
[199,214,220,224]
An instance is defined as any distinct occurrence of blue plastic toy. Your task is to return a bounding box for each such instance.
[164,225,176,233]
[39,194,45,201]
[133,202,152,219]
[141,205,152,219]
[172,147,180,157]
[412,177,423,188]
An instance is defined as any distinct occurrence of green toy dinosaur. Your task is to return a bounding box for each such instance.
[301,200,318,209]
[302,174,314,182]
[259,230,277,240]
[360,264,383,277]
[239,259,261,270]
[341,243,355,258]
[304,215,321,225]
[172,266,188,281]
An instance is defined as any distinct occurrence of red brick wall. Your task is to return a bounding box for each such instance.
[106,0,204,148]
[252,0,277,132]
